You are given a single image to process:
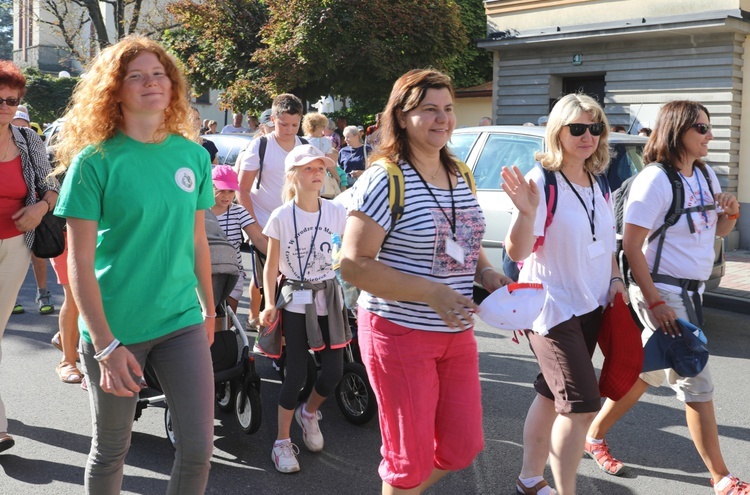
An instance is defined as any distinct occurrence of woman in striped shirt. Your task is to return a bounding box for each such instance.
[341,69,509,494]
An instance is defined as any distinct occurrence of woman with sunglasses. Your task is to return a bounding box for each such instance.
[502,93,626,495]
[585,101,746,495]
[0,61,59,454]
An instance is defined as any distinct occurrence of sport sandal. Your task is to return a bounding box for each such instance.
[584,438,625,476]
[37,290,54,314]
[516,477,556,495]
[712,475,750,495]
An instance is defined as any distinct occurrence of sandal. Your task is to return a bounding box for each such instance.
[37,290,54,315]
[247,317,259,332]
[12,303,24,315]
[56,361,83,384]
[584,438,626,476]
[51,332,63,352]
[0,433,15,454]
[516,477,556,494]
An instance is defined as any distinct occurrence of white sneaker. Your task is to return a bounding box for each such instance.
[294,404,324,452]
[271,441,300,473]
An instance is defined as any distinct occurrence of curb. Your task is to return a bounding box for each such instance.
[703,293,750,315]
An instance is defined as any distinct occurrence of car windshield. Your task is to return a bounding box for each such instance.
[471,133,543,190]
[203,135,252,167]
[606,142,644,191]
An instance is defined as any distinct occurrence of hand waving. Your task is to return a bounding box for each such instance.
[501,166,540,215]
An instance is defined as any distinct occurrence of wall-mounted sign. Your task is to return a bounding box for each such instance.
[572,54,583,66]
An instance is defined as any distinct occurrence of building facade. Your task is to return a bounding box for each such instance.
[481,0,750,249]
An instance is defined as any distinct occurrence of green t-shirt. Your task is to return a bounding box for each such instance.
[55,133,214,345]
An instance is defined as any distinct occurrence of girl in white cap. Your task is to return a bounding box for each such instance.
[258,144,349,474]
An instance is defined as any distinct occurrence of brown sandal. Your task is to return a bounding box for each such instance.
[56,362,83,384]
[516,477,556,495]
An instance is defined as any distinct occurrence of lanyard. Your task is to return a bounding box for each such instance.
[292,201,322,282]
[559,170,596,241]
[411,164,457,240]
[679,168,709,226]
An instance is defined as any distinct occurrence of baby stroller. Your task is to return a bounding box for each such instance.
[134,211,262,447]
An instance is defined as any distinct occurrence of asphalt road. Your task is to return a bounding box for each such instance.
[1,265,749,494]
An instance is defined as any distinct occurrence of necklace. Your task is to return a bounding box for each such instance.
[1,128,12,162]
[420,162,442,180]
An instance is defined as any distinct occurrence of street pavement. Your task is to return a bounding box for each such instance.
[1,257,749,494]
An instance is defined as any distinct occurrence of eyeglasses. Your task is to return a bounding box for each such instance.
[565,123,605,137]
[691,123,712,135]
[0,97,21,107]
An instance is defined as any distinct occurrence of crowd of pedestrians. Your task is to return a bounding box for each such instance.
[0,34,747,495]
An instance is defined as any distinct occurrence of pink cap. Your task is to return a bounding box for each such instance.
[212,165,240,191]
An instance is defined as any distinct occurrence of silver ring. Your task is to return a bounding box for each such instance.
[445,309,454,315]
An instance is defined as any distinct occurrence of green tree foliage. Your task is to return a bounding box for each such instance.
[254,0,467,109]
[163,0,270,112]
[0,0,12,60]
[448,0,492,89]
[21,68,79,123]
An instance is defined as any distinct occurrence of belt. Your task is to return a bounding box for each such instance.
[650,273,703,326]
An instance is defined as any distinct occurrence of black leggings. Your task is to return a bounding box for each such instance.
[278,310,344,411]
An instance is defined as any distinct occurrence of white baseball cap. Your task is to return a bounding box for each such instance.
[13,111,30,123]
[478,282,546,331]
[284,144,335,172]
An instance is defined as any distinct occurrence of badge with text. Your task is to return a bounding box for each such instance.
[587,240,607,260]
[292,289,313,305]
[445,237,466,265]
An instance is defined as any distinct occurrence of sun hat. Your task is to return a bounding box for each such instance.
[597,293,644,401]
[13,110,30,123]
[477,282,546,331]
[642,318,709,378]
[211,165,240,191]
[259,109,274,127]
[284,144,335,172]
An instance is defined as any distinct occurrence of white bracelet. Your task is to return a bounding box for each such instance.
[202,313,217,318]
[94,338,121,362]
[479,266,495,286]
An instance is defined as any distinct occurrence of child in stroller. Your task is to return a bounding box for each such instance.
[135,210,263,446]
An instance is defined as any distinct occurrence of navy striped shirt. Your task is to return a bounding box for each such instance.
[349,162,485,332]
[215,203,255,268]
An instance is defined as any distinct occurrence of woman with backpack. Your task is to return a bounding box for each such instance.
[503,93,627,495]
[340,69,508,494]
[585,100,746,495]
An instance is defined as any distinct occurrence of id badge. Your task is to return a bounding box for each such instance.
[292,289,313,305]
[445,237,466,265]
[587,240,606,260]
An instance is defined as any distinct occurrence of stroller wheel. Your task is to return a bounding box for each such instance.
[336,362,377,425]
[216,381,235,413]
[235,384,262,434]
[164,407,176,449]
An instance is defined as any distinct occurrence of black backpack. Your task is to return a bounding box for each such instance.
[254,136,308,189]
[613,163,714,286]
[503,165,610,281]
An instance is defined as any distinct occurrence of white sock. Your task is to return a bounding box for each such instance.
[586,436,604,445]
[274,438,291,447]
[714,474,734,492]
[301,404,315,418]
[518,476,555,495]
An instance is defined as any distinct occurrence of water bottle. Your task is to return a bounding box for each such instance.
[331,233,360,310]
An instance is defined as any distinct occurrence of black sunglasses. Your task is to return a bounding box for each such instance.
[0,97,21,107]
[691,123,712,135]
[565,122,605,137]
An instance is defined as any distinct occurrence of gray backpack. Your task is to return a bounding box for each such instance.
[205,210,240,276]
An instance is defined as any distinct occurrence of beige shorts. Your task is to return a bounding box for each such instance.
[628,284,713,403]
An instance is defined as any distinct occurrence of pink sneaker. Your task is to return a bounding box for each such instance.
[712,476,750,495]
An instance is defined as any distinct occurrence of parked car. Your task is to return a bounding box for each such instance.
[450,126,724,293]
[202,133,255,168]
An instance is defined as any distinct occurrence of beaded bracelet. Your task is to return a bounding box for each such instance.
[93,338,121,362]
[648,300,666,311]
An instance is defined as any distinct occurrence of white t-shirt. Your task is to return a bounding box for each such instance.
[305,136,333,155]
[238,134,305,227]
[625,164,720,293]
[512,166,616,334]
[221,125,249,134]
[348,163,485,332]
[263,199,347,315]
[214,203,255,268]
